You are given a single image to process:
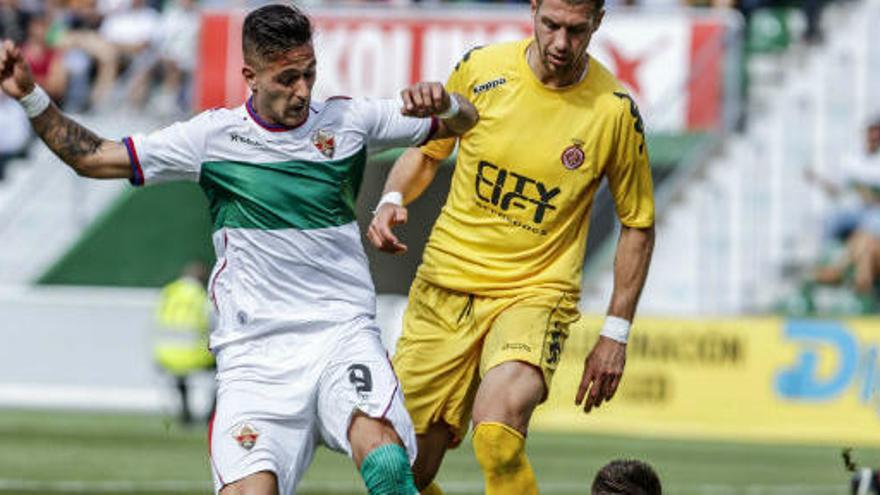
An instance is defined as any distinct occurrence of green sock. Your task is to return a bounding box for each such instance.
[359,443,417,495]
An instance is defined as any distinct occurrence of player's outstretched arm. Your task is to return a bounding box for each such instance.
[399,82,478,138]
[0,40,130,179]
[367,148,440,255]
[367,82,474,254]
[576,224,655,413]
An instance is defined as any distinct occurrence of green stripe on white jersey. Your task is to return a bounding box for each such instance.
[199,147,367,231]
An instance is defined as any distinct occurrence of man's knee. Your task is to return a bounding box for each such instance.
[472,362,545,432]
[349,414,402,466]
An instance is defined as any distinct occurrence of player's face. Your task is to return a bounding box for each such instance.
[531,0,603,80]
[246,43,317,128]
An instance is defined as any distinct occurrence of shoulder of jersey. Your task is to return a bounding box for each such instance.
[587,57,635,110]
[589,57,627,94]
[318,95,355,112]
[453,40,523,74]
[193,106,237,126]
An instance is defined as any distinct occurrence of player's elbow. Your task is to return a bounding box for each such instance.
[71,158,117,179]
[621,224,655,251]
[71,159,100,178]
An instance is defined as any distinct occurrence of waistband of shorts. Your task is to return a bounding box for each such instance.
[413,274,580,302]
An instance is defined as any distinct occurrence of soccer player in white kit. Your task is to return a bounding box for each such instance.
[0,4,479,494]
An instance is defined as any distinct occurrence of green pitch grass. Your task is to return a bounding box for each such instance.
[0,409,874,495]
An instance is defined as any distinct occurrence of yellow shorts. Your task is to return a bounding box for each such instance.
[392,277,580,446]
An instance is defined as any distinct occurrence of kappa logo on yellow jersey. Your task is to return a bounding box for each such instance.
[475,160,560,227]
[473,77,507,95]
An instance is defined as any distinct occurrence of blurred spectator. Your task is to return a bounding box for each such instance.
[807,118,880,312]
[21,11,67,102]
[592,459,662,495]
[53,0,118,110]
[808,121,880,242]
[738,0,828,43]
[98,0,159,61]
[0,94,32,180]
[97,0,159,106]
[153,261,215,426]
[0,0,28,45]
[128,0,198,112]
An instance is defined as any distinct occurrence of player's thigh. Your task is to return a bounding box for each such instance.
[394,277,482,445]
[210,378,318,495]
[476,291,580,430]
[218,471,278,495]
[317,322,417,465]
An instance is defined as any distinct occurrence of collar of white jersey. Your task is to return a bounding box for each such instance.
[245,96,316,133]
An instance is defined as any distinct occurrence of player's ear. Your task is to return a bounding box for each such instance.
[530,0,539,16]
[242,65,258,93]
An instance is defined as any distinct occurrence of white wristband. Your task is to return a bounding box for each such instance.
[19,85,51,118]
[373,191,403,214]
[437,95,460,119]
[600,316,631,344]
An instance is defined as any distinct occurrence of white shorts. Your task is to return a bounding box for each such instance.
[208,317,416,495]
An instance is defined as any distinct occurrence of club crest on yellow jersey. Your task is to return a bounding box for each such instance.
[561,139,586,170]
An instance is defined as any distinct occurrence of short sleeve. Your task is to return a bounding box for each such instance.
[420,52,470,161]
[353,99,438,154]
[123,110,214,187]
[606,93,655,228]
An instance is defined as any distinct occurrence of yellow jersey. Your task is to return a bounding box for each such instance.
[417,38,654,297]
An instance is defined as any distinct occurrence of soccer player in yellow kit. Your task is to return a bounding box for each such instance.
[368,0,655,493]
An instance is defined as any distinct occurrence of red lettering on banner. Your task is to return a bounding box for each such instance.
[197,12,530,109]
[196,13,231,110]
[194,10,729,133]
[687,21,723,131]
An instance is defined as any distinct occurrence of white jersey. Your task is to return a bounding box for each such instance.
[124,97,437,350]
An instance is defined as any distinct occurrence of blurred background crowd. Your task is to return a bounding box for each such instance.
[0,0,837,121]
[0,0,877,318]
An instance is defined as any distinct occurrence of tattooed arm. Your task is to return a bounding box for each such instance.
[1,40,130,179]
[30,106,130,178]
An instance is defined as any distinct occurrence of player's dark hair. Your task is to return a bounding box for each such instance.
[592,459,662,495]
[538,0,605,12]
[242,3,312,66]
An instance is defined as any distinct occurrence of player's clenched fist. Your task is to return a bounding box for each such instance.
[0,40,35,100]
[400,82,454,118]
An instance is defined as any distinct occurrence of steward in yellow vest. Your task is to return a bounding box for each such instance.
[154,262,214,424]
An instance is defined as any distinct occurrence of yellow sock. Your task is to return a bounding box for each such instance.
[420,481,444,495]
[472,422,537,495]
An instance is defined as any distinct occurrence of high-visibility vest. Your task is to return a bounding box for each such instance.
[154,277,214,375]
